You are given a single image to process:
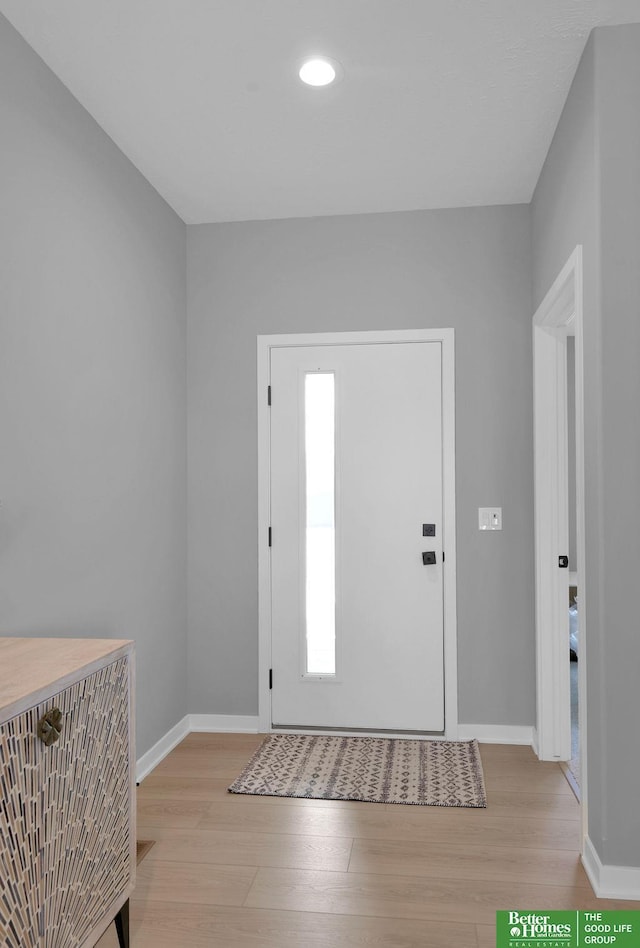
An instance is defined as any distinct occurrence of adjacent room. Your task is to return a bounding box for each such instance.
[1,3,639,946]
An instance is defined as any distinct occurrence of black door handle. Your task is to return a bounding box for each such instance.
[558,555,569,568]
[422,551,436,565]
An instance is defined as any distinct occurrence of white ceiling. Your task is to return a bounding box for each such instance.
[2,1,640,224]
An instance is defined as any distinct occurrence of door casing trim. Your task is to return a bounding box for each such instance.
[532,246,587,842]
[257,328,458,737]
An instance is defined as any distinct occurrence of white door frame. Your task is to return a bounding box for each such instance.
[257,328,458,738]
[533,247,587,824]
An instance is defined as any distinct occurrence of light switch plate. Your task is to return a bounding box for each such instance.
[479,507,502,531]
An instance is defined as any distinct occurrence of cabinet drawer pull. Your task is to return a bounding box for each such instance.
[37,708,63,746]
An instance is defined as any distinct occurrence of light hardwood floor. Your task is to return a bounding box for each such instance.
[97,734,639,947]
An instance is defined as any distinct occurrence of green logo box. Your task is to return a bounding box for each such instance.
[496,910,640,948]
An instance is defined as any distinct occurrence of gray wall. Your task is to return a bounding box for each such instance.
[188,206,534,726]
[0,15,188,758]
[532,24,640,869]
[596,24,640,870]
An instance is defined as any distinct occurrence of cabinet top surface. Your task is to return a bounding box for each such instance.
[0,637,133,720]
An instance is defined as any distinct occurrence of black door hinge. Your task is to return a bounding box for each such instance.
[268,526,272,547]
[267,385,271,406]
[269,668,273,690]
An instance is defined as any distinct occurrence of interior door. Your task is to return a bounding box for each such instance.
[270,342,444,731]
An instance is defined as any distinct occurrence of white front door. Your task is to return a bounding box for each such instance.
[269,341,445,732]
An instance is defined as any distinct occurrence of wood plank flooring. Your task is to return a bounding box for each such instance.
[97,733,640,947]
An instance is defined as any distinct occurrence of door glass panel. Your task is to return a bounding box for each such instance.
[304,372,336,675]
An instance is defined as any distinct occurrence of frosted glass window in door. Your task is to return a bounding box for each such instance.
[304,373,336,675]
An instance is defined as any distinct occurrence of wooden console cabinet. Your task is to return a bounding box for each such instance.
[0,638,135,947]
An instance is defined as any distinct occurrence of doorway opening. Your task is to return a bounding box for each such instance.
[566,337,580,793]
[533,247,587,831]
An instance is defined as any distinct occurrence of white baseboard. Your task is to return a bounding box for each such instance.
[531,727,540,757]
[135,713,260,782]
[583,836,640,900]
[136,717,533,782]
[135,715,190,783]
[458,724,534,746]
[188,713,260,733]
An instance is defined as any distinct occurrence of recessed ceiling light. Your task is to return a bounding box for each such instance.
[298,57,341,87]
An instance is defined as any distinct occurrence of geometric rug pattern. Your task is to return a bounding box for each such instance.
[228,734,487,807]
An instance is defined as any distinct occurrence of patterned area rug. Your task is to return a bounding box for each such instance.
[228,734,486,807]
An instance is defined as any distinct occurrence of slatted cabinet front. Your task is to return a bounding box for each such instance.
[0,657,132,948]
[0,703,41,947]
